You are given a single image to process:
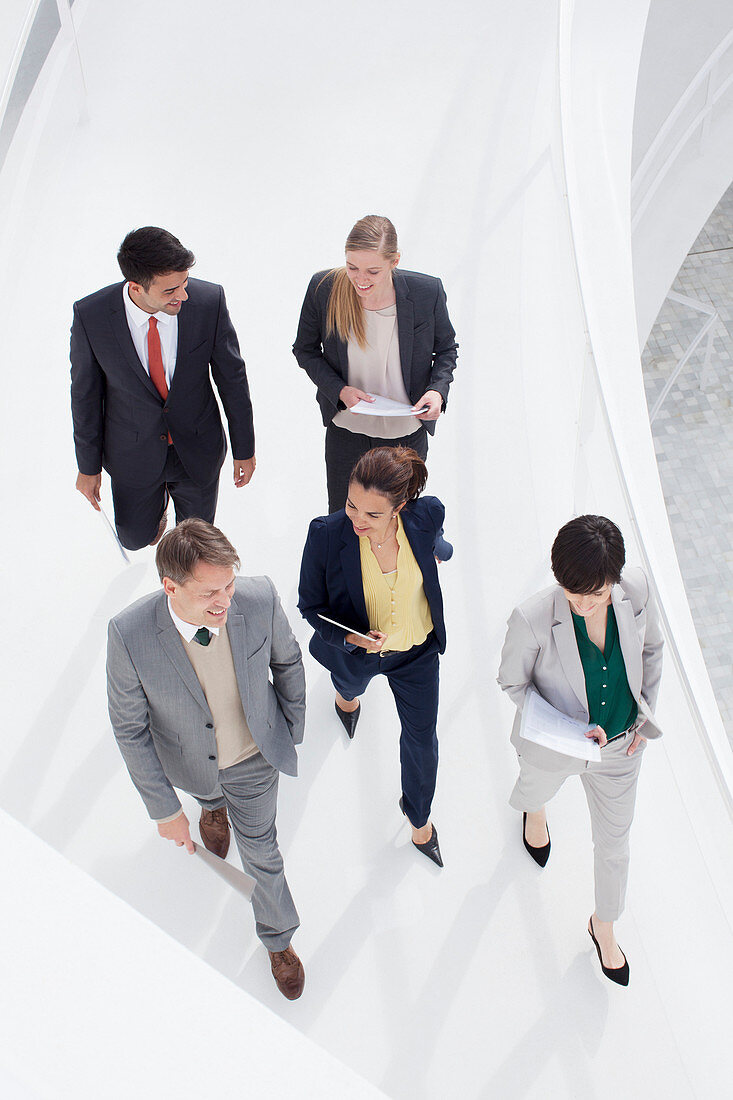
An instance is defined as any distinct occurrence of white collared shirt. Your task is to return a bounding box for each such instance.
[167,597,220,641]
[123,283,178,386]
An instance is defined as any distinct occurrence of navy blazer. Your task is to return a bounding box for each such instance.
[298,496,449,679]
[70,278,255,489]
[292,268,458,436]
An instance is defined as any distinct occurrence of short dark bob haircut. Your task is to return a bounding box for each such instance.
[117,226,195,290]
[551,514,625,594]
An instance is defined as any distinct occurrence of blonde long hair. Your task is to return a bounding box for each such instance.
[324,215,399,348]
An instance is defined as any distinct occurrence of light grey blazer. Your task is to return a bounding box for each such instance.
[497,567,664,773]
[107,577,306,820]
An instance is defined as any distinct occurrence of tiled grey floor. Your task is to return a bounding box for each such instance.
[642,182,733,745]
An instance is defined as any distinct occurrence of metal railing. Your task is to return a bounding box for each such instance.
[648,291,720,423]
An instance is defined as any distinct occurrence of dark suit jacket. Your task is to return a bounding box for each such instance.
[297,496,448,681]
[70,278,255,489]
[292,269,458,435]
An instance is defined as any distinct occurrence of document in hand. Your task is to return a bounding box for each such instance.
[520,688,601,763]
[350,394,421,416]
[193,842,255,900]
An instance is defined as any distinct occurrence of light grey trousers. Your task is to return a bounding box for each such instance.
[510,730,646,921]
[197,753,300,952]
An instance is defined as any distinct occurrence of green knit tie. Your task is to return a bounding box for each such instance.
[194,627,211,646]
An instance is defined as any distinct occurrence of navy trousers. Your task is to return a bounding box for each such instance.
[111,444,219,550]
[330,634,440,829]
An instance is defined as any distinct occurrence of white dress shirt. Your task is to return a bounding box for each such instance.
[167,597,220,641]
[123,283,178,387]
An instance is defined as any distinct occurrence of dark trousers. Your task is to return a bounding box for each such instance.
[330,634,440,829]
[325,423,428,514]
[111,445,219,551]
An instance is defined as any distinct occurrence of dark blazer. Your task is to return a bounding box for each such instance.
[298,496,448,681]
[292,269,458,435]
[70,278,255,489]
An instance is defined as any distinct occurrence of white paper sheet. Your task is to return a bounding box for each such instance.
[193,842,255,900]
[99,504,131,563]
[349,394,426,417]
[520,688,601,762]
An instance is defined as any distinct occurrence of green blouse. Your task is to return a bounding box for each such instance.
[571,606,638,741]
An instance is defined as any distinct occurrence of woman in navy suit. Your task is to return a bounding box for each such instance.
[298,446,452,866]
[292,214,459,512]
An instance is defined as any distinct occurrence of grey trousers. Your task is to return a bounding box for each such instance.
[198,753,299,952]
[510,731,646,921]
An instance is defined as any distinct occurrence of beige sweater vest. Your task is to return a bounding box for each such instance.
[183,627,258,769]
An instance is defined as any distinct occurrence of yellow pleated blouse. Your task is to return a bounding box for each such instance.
[359,516,433,654]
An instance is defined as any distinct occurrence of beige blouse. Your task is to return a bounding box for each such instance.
[359,516,433,653]
[332,304,421,438]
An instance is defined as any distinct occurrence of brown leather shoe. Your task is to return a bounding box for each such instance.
[149,510,168,546]
[199,806,230,858]
[269,947,305,1000]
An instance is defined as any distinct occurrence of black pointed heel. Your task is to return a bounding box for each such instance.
[334,699,360,739]
[588,916,629,986]
[522,812,551,867]
[400,797,444,867]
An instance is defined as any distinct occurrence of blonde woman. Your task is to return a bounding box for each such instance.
[293,215,459,512]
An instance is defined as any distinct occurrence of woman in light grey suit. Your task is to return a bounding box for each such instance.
[498,515,663,986]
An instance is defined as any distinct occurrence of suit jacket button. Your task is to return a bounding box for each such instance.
[208,754,216,760]
[159,434,167,441]
[205,722,213,729]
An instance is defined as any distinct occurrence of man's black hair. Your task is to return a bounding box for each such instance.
[117,226,195,289]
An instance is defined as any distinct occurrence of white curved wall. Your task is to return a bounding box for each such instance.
[632,0,733,341]
[2,2,733,1097]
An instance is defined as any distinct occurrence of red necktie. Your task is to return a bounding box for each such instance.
[147,317,172,444]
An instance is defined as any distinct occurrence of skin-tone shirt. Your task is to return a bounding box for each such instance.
[333,305,421,437]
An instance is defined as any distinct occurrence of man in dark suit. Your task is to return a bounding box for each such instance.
[71,226,256,550]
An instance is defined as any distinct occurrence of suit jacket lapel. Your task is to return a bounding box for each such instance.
[551,589,589,715]
[155,597,210,713]
[169,294,191,390]
[612,583,643,701]
[401,507,435,597]
[394,271,414,395]
[225,597,251,714]
[108,286,161,400]
[339,520,368,628]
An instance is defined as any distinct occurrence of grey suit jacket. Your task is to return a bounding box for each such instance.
[107,577,305,819]
[497,567,664,772]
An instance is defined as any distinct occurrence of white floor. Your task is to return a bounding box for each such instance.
[2,2,733,1098]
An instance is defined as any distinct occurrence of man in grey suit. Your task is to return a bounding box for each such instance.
[107,519,306,999]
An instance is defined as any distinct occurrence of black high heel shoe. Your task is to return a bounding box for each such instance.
[334,699,360,739]
[588,916,629,986]
[522,812,551,867]
[399,797,443,867]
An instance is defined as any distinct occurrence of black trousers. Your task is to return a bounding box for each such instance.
[111,445,219,551]
[325,423,428,514]
[329,634,440,829]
